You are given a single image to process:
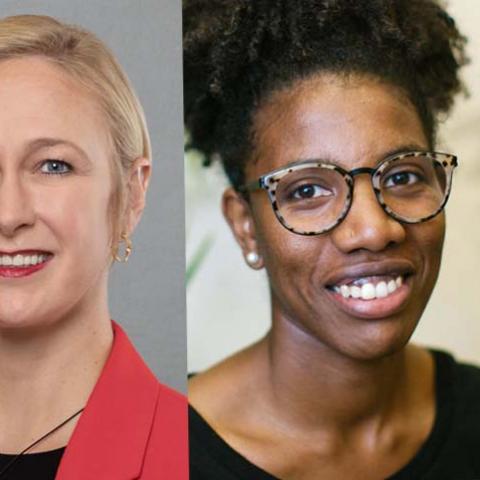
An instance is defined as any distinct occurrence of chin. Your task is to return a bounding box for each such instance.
[336,318,416,363]
[0,310,43,331]
[0,299,63,333]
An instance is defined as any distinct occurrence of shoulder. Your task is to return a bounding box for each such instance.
[103,322,189,478]
[188,344,273,479]
[189,340,266,424]
[423,350,480,477]
[189,404,241,480]
[435,350,480,408]
[142,382,188,479]
[446,353,480,424]
[434,350,480,448]
[153,381,188,438]
[57,323,188,479]
[453,358,480,393]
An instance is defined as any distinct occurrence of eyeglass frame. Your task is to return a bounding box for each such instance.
[238,151,458,236]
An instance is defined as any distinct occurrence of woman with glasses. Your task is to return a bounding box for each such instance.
[184,1,478,479]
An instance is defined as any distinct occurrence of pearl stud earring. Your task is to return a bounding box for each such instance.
[245,251,260,268]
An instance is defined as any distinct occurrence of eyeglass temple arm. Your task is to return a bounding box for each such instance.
[237,179,263,194]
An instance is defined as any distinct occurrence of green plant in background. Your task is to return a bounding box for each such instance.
[186,234,214,285]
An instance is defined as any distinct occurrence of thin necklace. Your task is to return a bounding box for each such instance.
[0,407,85,478]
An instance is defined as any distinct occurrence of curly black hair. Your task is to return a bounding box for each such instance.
[183,0,467,189]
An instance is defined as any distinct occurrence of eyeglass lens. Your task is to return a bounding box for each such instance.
[273,154,449,234]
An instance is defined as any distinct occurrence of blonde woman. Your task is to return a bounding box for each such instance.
[0,15,186,479]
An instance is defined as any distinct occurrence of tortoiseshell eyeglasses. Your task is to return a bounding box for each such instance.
[238,151,458,236]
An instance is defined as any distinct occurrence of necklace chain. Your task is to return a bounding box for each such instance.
[0,407,85,478]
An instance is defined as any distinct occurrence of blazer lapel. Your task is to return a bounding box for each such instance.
[56,322,160,480]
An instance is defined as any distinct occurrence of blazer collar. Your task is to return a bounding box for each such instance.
[56,321,160,480]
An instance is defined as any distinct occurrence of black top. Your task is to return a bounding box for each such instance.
[0,447,65,480]
[189,350,480,479]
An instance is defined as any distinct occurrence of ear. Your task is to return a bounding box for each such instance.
[222,187,264,269]
[124,157,151,234]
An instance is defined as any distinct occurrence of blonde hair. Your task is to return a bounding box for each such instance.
[0,14,151,246]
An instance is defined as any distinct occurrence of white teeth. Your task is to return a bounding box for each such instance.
[333,275,404,301]
[361,283,376,300]
[351,286,361,299]
[0,253,48,267]
[375,281,388,298]
[387,280,397,293]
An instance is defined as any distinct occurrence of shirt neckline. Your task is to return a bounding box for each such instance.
[189,349,456,480]
[0,447,66,458]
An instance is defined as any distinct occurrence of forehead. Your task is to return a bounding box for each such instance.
[0,56,111,158]
[249,74,427,176]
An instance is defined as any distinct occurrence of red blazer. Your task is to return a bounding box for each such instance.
[55,322,188,479]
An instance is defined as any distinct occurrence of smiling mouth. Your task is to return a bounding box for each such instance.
[329,275,407,301]
[324,272,415,320]
[0,253,51,267]
[0,252,52,277]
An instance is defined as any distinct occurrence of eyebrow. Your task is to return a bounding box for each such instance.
[25,138,90,161]
[380,143,428,159]
[291,143,428,168]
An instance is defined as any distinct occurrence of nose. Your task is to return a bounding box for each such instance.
[0,172,35,237]
[331,176,406,253]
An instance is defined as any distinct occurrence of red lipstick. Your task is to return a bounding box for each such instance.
[0,251,52,279]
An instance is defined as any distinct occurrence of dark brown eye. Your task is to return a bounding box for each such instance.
[384,171,420,188]
[292,184,332,199]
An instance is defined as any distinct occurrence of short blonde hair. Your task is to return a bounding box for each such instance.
[0,14,151,245]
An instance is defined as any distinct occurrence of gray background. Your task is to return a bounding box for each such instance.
[1,0,186,392]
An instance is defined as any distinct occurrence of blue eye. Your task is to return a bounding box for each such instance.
[40,160,72,175]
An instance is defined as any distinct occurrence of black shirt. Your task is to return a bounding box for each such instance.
[0,447,65,480]
[190,350,480,479]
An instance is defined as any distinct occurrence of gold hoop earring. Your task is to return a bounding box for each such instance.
[113,233,132,263]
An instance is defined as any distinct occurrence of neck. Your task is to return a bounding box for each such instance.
[0,285,113,453]
[259,310,424,435]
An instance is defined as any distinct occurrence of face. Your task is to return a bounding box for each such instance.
[0,57,119,330]
[224,74,445,361]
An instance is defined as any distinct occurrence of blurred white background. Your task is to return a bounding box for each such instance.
[186,1,480,372]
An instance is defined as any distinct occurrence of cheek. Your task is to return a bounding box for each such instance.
[415,214,445,269]
[252,198,325,295]
[252,197,296,267]
[37,180,113,257]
